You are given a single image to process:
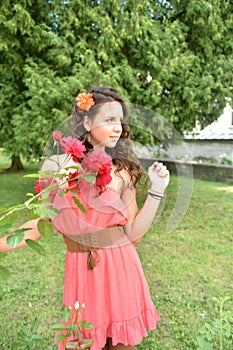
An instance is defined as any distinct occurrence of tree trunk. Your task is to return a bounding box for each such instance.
[7,155,24,172]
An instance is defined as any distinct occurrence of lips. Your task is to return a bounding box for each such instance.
[109,136,119,141]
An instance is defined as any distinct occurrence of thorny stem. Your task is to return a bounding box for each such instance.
[0,181,56,225]
[72,308,83,341]
[0,140,91,224]
[56,142,60,164]
[0,145,96,238]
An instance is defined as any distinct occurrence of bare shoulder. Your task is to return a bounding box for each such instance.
[119,168,131,183]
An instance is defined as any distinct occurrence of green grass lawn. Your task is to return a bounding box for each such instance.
[0,153,232,349]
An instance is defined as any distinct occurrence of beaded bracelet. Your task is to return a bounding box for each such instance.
[148,191,164,200]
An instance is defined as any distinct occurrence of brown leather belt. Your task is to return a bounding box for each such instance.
[63,235,98,253]
[63,225,121,270]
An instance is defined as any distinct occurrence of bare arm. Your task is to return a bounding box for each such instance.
[0,220,41,253]
[122,162,170,242]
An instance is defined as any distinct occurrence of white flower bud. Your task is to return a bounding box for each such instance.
[74,300,80,310]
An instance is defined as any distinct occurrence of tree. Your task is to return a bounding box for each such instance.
[115,0,233,131]
[0,1,54,168]
[0,0,232,169]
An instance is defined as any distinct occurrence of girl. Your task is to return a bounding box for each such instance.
[0,86,169,350]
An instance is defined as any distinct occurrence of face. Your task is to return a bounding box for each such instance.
[84,102,124,151]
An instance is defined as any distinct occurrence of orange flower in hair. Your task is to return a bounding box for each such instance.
[76,93,95,111]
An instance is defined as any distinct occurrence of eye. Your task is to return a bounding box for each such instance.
[106,117,115,123]
[105,116,123,124]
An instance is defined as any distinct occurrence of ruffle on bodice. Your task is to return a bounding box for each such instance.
[52,180,128,237]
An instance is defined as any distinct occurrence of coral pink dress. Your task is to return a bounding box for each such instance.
[52,180,160,350]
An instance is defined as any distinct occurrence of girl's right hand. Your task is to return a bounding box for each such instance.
[148,161,170,193]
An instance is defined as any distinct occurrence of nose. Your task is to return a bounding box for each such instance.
[113,121,122,133]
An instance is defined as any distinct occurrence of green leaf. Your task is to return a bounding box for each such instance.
[24,173,40,178]
[6,230,25,248]
[55,334,67,343]
[0,265,10,280]
[79,320,93,329]
[62,306,71,322]
[37,219,54,238]
[64,165,81,170]
[27,201,42,209]
[66,324,73,330]
[6,235,17,248]
[0,212,17,226]
[16,228,32,234]
[213,319,221,328]
[196,336,212,350]
[25,239,46,256]
[31,318,39,333]
[18,328,30,339]
[5,204,26,212]
[27,211,39,220]
[31,334,43,341]
[26,193,35,197]
[51,324,67,331]
[33,207,59,219]
[72,197,86,213]
[81,174,96,184]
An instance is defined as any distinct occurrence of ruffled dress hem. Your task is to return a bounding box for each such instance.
[56,307,160,350]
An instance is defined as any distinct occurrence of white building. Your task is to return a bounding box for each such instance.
[179,103,233,164]
[135,103,233,165]
[186,103,233,140]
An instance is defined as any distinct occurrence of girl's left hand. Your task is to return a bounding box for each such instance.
[148,161,170,193]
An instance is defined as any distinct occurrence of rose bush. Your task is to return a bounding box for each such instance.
[52,300,94,349]
[0,131,113,273]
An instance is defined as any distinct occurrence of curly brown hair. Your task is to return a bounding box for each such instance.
[69,86,143,187]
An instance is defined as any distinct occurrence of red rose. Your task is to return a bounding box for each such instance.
[34,177,55,193]
[60,136,86,161]
[95,167,112,188]
[34,177,58,199]
[81,150,112,173]
[81,150,112,189]
[52,130,63,142]
[67,171,80,191]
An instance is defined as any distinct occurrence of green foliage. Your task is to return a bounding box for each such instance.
[220,157,233,166]
[0,139,114,278]
[25,239,46,256]
[52,304,94,346]
[37,218,54,238]
[196,296,232,350]
[10,318,44,350]
[1,1,233,162]
[6,228,30,248]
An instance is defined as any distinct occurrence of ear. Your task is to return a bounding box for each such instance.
[83,116,92,131]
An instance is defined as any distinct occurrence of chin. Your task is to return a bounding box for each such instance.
[105,141,118,148]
